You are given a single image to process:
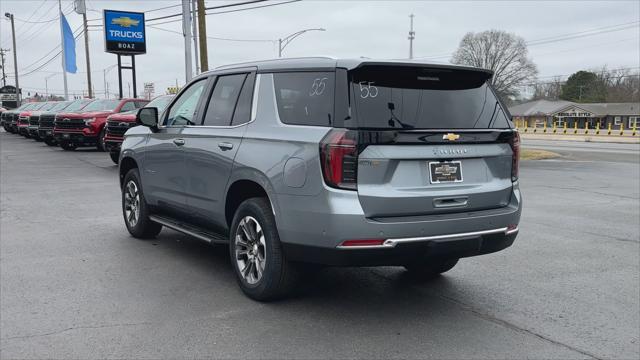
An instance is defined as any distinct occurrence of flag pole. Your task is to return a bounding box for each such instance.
[59,0,69,100]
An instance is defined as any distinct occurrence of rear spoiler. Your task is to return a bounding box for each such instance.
[348,63,493,90]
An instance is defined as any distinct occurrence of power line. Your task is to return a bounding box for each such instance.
[147,0,266,22]
[149,0,301,26]
[414,20,640,60]
[147,24,274,43]
[19,26,84,73]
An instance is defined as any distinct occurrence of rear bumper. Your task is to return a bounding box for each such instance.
[283,230,517,266]
[276,183,522,266]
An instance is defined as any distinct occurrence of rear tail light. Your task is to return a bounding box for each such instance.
[508,131,520,181]
[320,129,358,190]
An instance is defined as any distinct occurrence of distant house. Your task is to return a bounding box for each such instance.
[509,100,640,130]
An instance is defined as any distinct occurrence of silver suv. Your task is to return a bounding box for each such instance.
[120,57,522,301]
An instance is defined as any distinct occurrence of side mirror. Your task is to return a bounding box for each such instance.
[136,107,158,129]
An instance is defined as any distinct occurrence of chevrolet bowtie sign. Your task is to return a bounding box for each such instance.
[103,10,146,55]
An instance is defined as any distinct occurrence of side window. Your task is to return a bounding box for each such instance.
[134,101,148,109]
[231,73,256,126]
[203,74,246,126]
[120,102,135,112]
[273,72,335,126]
[165,79,207,126]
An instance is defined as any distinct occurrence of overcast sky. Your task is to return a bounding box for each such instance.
[0,0,638,99]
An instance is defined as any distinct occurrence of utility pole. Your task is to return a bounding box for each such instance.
[191,0,199,74]
[408,14,415,60]
[0,48,8,86]
[4,13,20,105]
[58,0,69,100]
[197,0,208,72]
[80,5,93,98]
[181,0,193,82]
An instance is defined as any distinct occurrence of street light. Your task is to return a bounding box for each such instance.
[45,73,57,100]
[103,64,118,99]
[4,12,19,106]
[278,28,325,58]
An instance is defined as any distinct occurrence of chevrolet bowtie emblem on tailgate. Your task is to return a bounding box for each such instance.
[112,17,139,28]
[434,164,458,176]
[443,133,460,141]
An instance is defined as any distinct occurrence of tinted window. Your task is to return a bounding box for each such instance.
[231,73,255,126]
[348,65,509,129]
[273,72,334,126]
[165,79,207,126]
[203,74,246,126]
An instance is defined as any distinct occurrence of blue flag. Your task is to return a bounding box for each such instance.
[61,14,77,74]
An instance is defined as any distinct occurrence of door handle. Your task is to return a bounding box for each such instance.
[218,142,233,151]
[173,138,185,146]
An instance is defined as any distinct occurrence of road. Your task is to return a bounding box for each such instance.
[1,131,639,359]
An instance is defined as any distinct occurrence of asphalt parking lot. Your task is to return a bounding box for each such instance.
[1,131,638,359]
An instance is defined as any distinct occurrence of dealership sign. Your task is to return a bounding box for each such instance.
[103,10,146,54]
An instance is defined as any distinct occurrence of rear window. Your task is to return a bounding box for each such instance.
[348,65,510,129]
[273,72,334,127]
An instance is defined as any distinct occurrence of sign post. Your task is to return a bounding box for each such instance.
[103,10,146,99]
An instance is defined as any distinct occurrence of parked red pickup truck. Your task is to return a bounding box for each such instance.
[104,95,173,163]
[17,102,51,137]
[53,98,148,151]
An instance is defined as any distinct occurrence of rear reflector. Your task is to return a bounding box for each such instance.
[339,239,385,247]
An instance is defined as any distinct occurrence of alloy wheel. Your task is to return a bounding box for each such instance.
[235,216,266,285]
[124,180,140,228]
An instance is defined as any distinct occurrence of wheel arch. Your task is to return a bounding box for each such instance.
[225,170,279,229]
[119,156,138,188]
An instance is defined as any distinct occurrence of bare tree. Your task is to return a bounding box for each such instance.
[593,66,640,102]
[451,30,538,99]
[532,76,563,101]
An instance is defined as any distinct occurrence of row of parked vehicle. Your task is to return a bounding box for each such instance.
[0,95,173,163]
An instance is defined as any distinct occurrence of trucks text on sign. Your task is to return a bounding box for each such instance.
[103,10,146,55]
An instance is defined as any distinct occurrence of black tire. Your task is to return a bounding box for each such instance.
[122,168,162,239]
[229,197,298,301]
[109,151,120,164]
[44,138,57,146]
[97,128,106,152]
[60,141,76,151]
[33,134,43,141]
[404,258,459,279]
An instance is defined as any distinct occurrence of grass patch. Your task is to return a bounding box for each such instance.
[521,148,560,160]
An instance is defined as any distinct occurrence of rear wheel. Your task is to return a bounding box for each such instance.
[404,258,459,279]
[122,168,162,239]
[230,197,299,301]
[97,128,107,152]
[60,141,76,151]
[109,151,120,164]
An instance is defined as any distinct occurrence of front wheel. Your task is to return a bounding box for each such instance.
[60,141,76,151]
[404,258,459,279]
[109,151,120,164]
[230,197,299,301]
[97,128,106,152]
[122,168,162,239]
